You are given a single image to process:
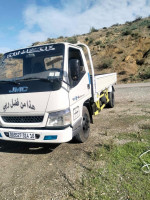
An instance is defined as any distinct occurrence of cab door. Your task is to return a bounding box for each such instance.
[68,47,91,125]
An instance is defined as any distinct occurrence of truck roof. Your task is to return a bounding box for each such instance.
[4,42,81,55]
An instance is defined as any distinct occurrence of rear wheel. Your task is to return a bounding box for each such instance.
[74,106,90,143]
[107,91,114,108]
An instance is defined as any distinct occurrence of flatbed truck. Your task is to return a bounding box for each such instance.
[0,42,117,143]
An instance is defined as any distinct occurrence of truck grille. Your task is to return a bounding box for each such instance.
[2,116,44,123]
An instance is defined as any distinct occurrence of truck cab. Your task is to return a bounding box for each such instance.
[0,42,117,143]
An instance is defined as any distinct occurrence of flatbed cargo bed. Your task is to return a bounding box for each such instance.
[94,73,117,93]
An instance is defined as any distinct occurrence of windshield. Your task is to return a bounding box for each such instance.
[0,44,64,81]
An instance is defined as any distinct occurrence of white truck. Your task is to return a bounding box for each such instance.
[0,42,117,143]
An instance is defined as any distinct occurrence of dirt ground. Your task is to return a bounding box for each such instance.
[0,82,150,200]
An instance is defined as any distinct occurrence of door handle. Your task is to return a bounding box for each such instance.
[87,84,90,89]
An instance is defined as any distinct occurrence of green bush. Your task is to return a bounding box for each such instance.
[58,36,64,39]
[122,29,132,36]
[47,38,55,43]
[136,59,144,65]
[131,32,140,38]
[66,36,77,44]
[125,21,132,25]
[90,26,98,33]
[133,16,142,22]
[106,31,113,37]
[85,37,89,42]
[130,24,138,30]
[97,58,113,69]
[139,19,150,27]
[88,37,94,44]
[111,23,120,27]
[31,42,40,46]
[95,40,102,45]
[138,67,150,79]
[100,44,106,48]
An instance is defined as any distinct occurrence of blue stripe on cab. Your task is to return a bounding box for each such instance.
[88,73,91,84]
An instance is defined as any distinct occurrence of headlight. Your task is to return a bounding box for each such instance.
[46,108,71,127]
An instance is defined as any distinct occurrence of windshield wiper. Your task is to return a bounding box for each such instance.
[0,80,20,85]
[59,78,70,86]
[17,77,51,82]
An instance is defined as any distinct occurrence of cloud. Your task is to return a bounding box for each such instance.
[18,0,150,46]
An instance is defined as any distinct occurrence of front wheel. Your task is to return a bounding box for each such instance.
[74,106,90,143]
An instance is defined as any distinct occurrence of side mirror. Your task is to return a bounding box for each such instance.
[69,59,80,81]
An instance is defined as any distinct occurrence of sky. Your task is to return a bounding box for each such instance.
[0,0,150,53]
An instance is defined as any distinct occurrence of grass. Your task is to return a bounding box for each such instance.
[70,130,150,200]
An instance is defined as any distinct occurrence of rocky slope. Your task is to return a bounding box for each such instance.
[41,16,150,83]
[1,17,150,83]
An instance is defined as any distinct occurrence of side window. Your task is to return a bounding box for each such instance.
[68,48,85,88]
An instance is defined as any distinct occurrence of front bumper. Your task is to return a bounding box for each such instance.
[0,126,73,143]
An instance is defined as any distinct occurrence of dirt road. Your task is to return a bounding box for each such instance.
[0,82,150,200]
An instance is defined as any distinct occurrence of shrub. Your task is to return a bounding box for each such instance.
[133,16,142,22]
[136,59,144,65]
[31,42,40,46]
[130,24,137,30]
[131,32,140,38]
[118,71,126,75]
[117,50,124,54]
[97,58,113,69]
[121,77,128,82]
[88,38,94,44]
[139,19,150,27]
[111,23,120,27]
[67,36,77,44]
[138,67,150,79]
[58,36,64,39]
[100,44,105,48]
[125,21,132,25]
[47,38,55,43]
[95,40,102,45]
[85,37,89,42]
[122,29,132,36]
[90,26,98,33]
[106,31,112,37]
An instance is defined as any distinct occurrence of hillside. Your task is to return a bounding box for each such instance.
[32,16,150,83]
[1,17,150,83]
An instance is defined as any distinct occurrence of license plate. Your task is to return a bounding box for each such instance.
[9,132,35,140]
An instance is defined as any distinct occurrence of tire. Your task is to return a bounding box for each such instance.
[74,106,90,143]
[107,91,114,108]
